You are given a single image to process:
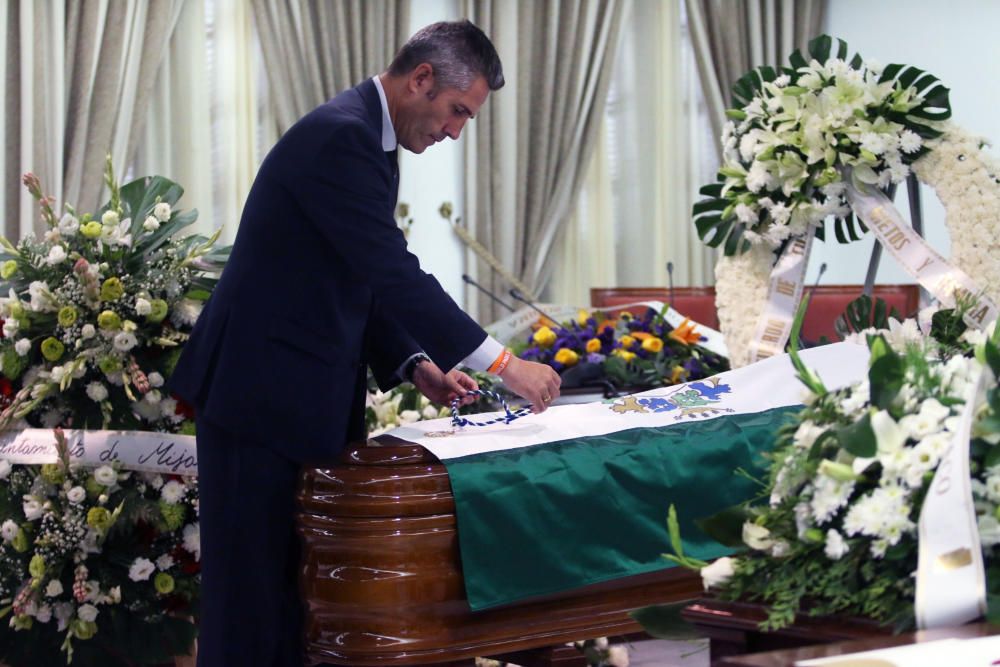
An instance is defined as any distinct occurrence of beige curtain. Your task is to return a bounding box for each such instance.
[251,0,410,134]
[462,0,627,322]
[2,0,183,240]
[551,0,719,304]
[685,0,826,142]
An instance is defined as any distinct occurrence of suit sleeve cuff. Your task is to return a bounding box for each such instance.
[460,336,505,372]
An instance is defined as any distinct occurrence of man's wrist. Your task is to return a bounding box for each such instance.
[487,349,513,376]
[403,353,431,382]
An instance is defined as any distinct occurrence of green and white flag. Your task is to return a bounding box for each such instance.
[388,342,870,609]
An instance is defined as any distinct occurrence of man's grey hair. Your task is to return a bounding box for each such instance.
[388,20,504,92]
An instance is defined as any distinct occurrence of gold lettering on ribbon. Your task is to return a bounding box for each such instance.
[761,319,785,344]
[775,279,797,297]
[917,256,935,273]
[971,305,989,325]
[935,547,974,573]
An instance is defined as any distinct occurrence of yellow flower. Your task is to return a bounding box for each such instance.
[669,366,686,385]
[100,277,124,301]
[576,309,591,326]
[97,310,121,330]
[613,349,636,363]
[532,326,557,348]
[554,348,579,367]
[0,260,18,279]
[81,221,103,239]
[619,335,636,349]
[641,337,664,353]
[618,311,633,322]
[585,338,602,353]
[668,318,702,346]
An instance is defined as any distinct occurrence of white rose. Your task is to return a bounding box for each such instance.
[142,216,160,232]
[22,496,44,521]
[77,603,99,622]
[0,459,11,479]
[45,579,64,597]
[46,245,67,265]
[153,202,171,222]
[128,557,155,582]
[86,382,109,402]
[81,324,96,339]
[93,465,117,486]
[147,372,164,388]
[14,338,31,356]
[700,556,735,590]
[66,486,86,504]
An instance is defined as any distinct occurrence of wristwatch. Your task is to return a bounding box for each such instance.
[403,353,431,382]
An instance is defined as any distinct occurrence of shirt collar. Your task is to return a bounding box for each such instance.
[371,75,397,152]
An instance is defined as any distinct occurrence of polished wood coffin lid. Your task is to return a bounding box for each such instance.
[297,436,701,666]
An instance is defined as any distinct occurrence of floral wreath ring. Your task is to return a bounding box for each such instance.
[694,36,1000,366]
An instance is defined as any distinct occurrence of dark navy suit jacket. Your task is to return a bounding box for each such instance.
[170,79,488,462]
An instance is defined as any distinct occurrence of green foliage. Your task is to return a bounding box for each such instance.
[835,295,903,340]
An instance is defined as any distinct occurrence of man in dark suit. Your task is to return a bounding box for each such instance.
[170,20,561,667]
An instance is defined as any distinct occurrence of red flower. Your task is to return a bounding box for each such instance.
[0,378,12,397]
[172,395,196,420]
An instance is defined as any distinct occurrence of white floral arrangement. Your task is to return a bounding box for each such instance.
[0,160,226,431]
[0,430,200,665]
[691,36,1000,367]
[661,303,1000,631]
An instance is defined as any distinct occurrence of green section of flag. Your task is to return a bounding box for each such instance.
[444,406,799,610]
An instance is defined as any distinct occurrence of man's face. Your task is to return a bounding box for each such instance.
[397,66,490,154]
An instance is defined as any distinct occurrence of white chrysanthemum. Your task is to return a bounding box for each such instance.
[161,480,186,504]
[1,519,18,542]
[824,529,849,560]
[113,331,138,352]
[156,554,175,571]
[128,557,155,582]
[153,202,172,222]
[134,297,152,316]
[160,397,183,423]
[58,213,79,236]
[147,371,165,388]
[170,298,203,327]
[94,465,117,486]
[14,338,30,357]
[809,476,855,524]
[77,603,99,623]
[45,579,64,598]
[793,421,826,450]
[899,129,922,153]
[734,203,758,225]
[46,245,67,265]
[142,216,160,233]
[183,523,200,560]
[0,459,11,480]
[86,382,109,402]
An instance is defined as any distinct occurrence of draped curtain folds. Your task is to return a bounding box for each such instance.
[2,0,183,240]
[463,0,626,323]
[251,0,410,135]
[685,0,826,142]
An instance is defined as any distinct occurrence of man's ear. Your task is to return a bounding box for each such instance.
[409,62,435,94]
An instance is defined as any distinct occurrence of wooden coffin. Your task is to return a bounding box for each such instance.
[297,438,702,666]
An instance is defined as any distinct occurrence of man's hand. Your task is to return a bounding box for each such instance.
[499,355,561,413]
[411,360,479,407]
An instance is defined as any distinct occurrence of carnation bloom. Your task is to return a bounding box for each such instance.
[128,558,155,582]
